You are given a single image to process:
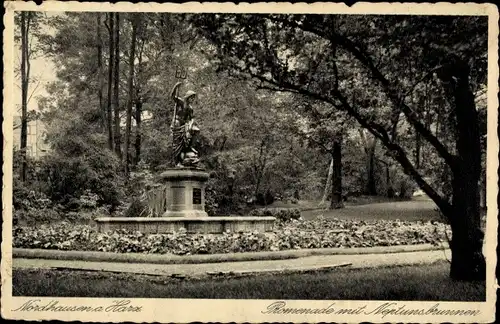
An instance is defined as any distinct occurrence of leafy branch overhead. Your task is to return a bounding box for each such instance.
[191,13,486,213]
[190,13,487,280]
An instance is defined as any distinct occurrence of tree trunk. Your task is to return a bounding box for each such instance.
[386,165,394,198]
[124,15,138,178]
[366,145,377,195]
[113,13,122,159]
[106,13,114,151]
[441,58,485,281]
[449,168,484,280]
[399,179,408,198]
[330,134,344,209]
[414,83,430,170]
[415,131,421,169]
[359,129,377,195]
[227,169,235,197]
[133,20,144,167]
[253,138,268,202]
[319,158,333,207]
[96,13,106,133]
[20,12,29,182]
[134,100,142,165]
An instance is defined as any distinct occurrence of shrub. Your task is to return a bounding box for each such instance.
[64,197,82,212]
[255,190,275,206]
[13,218,451,255]
[124,198,150,218]
[204,174,247,216]
[13,187,53,211]
[14,208,62,225]
[128,164,158,196]
[249,208,301,222]
[13,180,33,211]
[39,146,124,210]
[204,184,219,216]
[79,190,100,210]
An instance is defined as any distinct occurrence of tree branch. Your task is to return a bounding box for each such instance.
[245,65,453,216]
[333,89,453,216]
[331,33,457,169]
[27,76,43,104]
[267,15,456,169]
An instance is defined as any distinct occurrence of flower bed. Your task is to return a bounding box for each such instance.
[249,207,301,222]
[13,217,451,255]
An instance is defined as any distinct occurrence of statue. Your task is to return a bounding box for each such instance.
[170,82,200,167]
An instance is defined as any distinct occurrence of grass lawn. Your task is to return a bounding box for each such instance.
[301,199,441,222]
[268,196,441,222]
[13,261,484,301]
[270,196,413,210]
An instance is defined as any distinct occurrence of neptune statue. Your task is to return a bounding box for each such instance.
[170,82,201,167]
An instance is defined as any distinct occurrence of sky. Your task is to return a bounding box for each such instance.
[11,12,58,155]
[13,13,58,117]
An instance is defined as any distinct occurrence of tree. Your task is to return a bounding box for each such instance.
[191,14,488,280]
[113,13,122,159]
[133,30,144,165]
[26,12,349,217]
[96,13,106,134]
[359,129,378,195]
[16,12,44,181]
[19,12,30,182]
[330,132,343,209]
[37,12,223,172]
[105,12,115,150]
[124,14,139,177]
[182,57,310,207]
[319,158,333,207]
[39,12,116,145]
[297,101,348,209]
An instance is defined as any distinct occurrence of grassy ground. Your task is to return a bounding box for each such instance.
[13,261,484,301]
[269,196,442,222]
[301,199,441,222]
[270,195,413,210]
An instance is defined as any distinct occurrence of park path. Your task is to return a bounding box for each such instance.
[13,248,450,278]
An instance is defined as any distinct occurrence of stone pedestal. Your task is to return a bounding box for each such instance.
[160,168,209,218]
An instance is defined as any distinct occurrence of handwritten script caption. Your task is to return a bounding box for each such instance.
[262,301,481,318]
[13,299,142,313]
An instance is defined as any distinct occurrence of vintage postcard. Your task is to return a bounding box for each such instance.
[2,1,498,322]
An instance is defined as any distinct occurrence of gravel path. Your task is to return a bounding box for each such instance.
[13,249,450,278]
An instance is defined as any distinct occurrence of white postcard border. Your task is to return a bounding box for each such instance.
[2,1,498,323]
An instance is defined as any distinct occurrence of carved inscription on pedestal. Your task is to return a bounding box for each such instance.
[193,188,202,205]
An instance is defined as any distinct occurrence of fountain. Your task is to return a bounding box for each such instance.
[95,80,275,234]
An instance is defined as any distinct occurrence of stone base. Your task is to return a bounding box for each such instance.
[163,210,209,218]
[95,216,276,234]
[160,168,210,218]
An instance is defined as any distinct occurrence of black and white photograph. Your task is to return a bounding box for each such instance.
[2,1,498,322]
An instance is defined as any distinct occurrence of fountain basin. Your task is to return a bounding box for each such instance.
[96,168,275,234]
[95,216,276,234]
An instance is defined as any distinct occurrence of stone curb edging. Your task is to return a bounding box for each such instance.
[13,243,449,265]
[205,262,354,277]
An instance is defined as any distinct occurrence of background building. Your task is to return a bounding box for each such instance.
[13,115,49,159]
